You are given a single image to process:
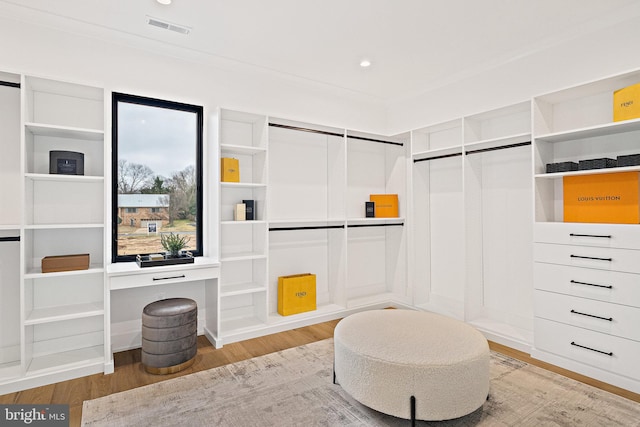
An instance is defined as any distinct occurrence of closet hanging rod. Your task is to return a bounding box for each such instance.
[0,81,20,89]
[0,236,20,242]
[347,135,403,147]
[269,123,344,138]
[465,141,531,155]
[347,223,404,228]
[413,152,462,163]
[269,225,345,231]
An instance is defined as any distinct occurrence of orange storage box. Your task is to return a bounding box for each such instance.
[563,172,640,224]
[221,157,240,182]
[369,194,399,218]
[277,273,316,316]
[613,82,640,122]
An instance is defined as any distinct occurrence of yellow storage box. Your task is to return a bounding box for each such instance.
[278,273,317,316]
[221,157,240,182]
[613,82,640,122]
[369,194,399,218]
[563,172,640,224]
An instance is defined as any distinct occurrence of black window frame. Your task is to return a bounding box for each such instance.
[111,92,204,263]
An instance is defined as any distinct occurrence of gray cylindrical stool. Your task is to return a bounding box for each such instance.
[141,298,198,375]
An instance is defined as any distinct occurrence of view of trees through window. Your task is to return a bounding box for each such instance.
[112,93,203,261]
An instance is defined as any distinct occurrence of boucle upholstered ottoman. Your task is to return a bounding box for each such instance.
[141,298,198,374]
[334,310,489,422]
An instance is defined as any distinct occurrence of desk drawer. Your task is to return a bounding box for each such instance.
[534,263,640,308]
[534,317,640,381]
[535,290,640,341]
[110,267,214,290]
[534,243,640,274]
[534,223,640,249]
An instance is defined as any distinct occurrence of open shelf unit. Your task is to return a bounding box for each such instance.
[0,73,107,394]
[531,70,640,393]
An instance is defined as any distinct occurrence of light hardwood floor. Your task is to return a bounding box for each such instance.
[1,318,638,427]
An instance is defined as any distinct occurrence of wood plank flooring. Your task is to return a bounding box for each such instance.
[1,319,638,427]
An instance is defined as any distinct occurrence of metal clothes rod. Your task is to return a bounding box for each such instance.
[269,225,345,231]
[465,141,531,155]
[347,135,403,147]
[0,81,20,89]
[347,223,404,228]
[413,152,462,163]
[0,236,20,242]
[269,123,344,138]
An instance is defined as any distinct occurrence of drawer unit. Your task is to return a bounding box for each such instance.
[110,265,217,290]
[534,243,640,274]
[534,317,640,381]
[534,222,640,250]
[535,290,640,341]
[534,263,640,307]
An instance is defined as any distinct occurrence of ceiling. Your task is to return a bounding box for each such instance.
[3,0,640,101]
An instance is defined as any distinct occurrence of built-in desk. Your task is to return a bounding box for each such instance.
[105,258,220,373]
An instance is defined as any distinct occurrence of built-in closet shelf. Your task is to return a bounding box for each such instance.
[268,303,345,324]
[220,144,267,156]
[535,165,640,179]
[24,173,104,183]
[412,146,462,162]
[268,219,345,229]
[464,133,531,153]
[220,253,267,262]
[220,282,266,297]
[346,293,401,309]
[24,223,104,230]
[24,122,104,140]
[535,118,640,143]
[0,364,21,380]
[24,265,104,279]
[221,316,265,334]
[26,345,104,375]
[24,303,104,325]
[346,218,404,227]
[221,220,267,226]
[0,225,20,231]
[221,182,266,189]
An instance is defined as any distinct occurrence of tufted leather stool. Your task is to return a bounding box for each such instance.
[141,298,198,374]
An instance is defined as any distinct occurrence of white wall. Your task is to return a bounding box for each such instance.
[386,12,640,134]
[0,15,386,133]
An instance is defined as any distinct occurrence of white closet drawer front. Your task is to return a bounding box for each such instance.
[534,318,640,381]
[534,243,640,274]
[535,290,640,341]
[110,267,213,290]
[534,223,640,249]
[534,263,640,308]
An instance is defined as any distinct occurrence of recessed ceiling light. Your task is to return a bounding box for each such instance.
[157,0,172,5]
[360,59,371,68]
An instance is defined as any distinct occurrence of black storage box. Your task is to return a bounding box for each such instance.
[546,162,578,173]
[617,154,640,167]
[49,150,84,175]
[578,158,617,170]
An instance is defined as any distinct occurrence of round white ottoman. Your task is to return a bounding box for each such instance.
[334,310,489,422]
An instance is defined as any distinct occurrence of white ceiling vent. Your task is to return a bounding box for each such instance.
[147,16,191,35]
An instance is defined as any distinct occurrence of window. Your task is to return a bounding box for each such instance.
[112,93,203,262]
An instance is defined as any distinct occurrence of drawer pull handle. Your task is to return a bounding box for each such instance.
[153,274,186,281]
[570,309,612,322]
[570,255,612,262]
[569,233,612,239]
[571,341,613,356]
[570,280,613,289]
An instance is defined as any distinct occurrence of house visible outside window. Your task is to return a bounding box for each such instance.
[112,92,203,262]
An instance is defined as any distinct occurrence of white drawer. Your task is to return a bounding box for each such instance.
[534,243,640,274]
[534,317,640,381]
[110,266,216,290]
[534,222,640,249]
[535,290,640,341]
[534,263,640,308]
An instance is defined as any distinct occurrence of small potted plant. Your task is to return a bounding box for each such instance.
[160,232,190,258]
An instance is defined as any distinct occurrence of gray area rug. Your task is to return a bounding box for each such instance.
[82,339,640,426]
